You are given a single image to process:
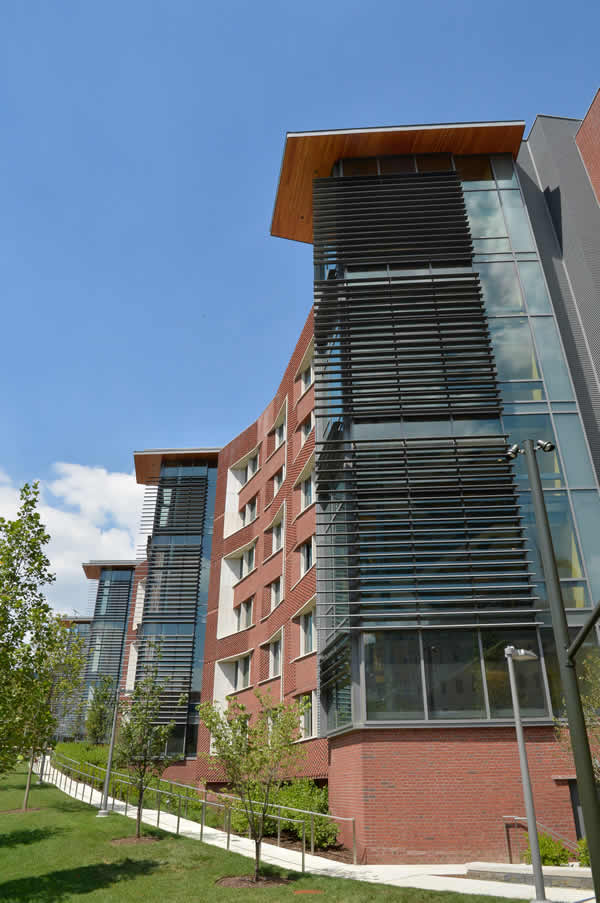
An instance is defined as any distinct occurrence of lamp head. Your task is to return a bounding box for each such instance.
[507,444,521,460]
[537,439,555,453]
[505,645,538,662]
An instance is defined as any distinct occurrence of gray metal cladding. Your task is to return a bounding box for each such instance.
[517,119,600,481]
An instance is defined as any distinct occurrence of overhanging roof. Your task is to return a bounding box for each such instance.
[82,560,138,579]
[134,447,221,485]
[271,120,525,244]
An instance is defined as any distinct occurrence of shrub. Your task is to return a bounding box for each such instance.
[54,741,109,768]
[577,836,590,867]
[523,832,571,866]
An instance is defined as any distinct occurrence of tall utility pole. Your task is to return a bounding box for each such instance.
[518,439,600,894]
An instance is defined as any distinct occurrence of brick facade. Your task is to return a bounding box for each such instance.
[576,88,600,203]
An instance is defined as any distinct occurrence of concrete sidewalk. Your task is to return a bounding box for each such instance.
[42,763,596,902]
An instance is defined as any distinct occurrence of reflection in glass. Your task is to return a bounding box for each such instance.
[501,190,535,251]
[365,632,424,720]
[464,191,506,239]
[415,153,452,171]
[530,318,574,401]
[423,630,485,719]
[554,415,596,487]
[473,239,512,253]
[482,629,547,717]
[518,261,552,314]
[520,490,584,580]
[342,157,378,177]
[477,262,524,315]
[571,491,600,606]
[454,155,494,187]
[503,414,562,486]
[491,155,518,188]
[379,155,415,173]
[499,382,545,402]
[488,318,539,381]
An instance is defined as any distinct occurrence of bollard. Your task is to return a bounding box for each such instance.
[310,813,315,855]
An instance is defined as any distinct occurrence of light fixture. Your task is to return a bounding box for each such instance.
[505,645,538,662]
[507,444,521,460]
[536,439,555,453]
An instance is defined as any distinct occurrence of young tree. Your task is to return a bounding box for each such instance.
[556,649,600,781]
[86,676,115,746]
[0,482,56,777]
[197,690,307,882]
[114,656,180,838]
[20,617,86,809]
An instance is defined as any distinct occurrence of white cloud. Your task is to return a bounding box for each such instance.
[0,464,145,616]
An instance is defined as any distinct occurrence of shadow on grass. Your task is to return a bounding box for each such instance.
[0,827,63,849]
[0,858,158,903]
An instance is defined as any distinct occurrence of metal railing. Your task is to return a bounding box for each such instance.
[48,751,357,868]
[502,814,579,863]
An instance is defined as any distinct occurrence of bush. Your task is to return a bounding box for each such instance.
[523,832,571,866]
[577,836,590,867]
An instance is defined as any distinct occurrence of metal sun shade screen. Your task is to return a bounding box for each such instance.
[313,169,537,657]
[137,471,209,724]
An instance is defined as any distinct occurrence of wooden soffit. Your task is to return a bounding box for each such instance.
[82,561,138,579]
[271,121,525,244]
[134,448,221,485]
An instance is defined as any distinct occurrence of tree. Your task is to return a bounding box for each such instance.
[86,676,115,746]
[556,648,600,781]
[114,655,180,838]
[0,482,56,777]
[20,617,86,809]
[197,690,307,882]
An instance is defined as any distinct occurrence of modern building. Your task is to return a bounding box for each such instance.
[82,94,600,863]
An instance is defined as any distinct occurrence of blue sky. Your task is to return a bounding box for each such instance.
[1,0,598,610]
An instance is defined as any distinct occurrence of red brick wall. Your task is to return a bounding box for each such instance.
[328,726,576,864]
[576,88,600,203]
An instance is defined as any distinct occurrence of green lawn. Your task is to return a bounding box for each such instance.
[0,770,518,903]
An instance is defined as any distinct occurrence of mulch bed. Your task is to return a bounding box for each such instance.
[0,808,42,814]
[275,831,354,864]
[216,876,290,888]
[110,836,161,846]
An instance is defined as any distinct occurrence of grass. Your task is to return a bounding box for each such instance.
[0,769,520,903]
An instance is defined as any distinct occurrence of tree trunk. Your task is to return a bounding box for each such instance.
[254,838,261,881]
[22,748,35,810]
[136,786,144,838]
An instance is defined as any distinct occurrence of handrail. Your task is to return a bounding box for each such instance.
[502,814,579,862]
[51,750,357,861]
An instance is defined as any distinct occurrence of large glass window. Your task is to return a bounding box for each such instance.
[365,632,424,720]
[423,630,485,719]
[500,190,535,252]
[464,191,506,239]
[488,318,539,381]
[520,490,584,581]
[530,318,574,401]
[553,415,597,488]
[571,491,600,605]
[517,261,551,314]
[482,629,547,718]
[477,262,524,315]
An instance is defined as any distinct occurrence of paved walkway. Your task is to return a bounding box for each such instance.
[41,764,595,902]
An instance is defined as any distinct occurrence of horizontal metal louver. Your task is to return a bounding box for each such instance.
[313,172,472,269]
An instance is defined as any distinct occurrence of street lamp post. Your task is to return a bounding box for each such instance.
[507,438,600,895]
[505,645,549,903]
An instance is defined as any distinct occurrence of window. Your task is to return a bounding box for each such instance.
[271,577,282,610]
[234,654,251,690]
[273,467,284,495]
[301,693,314,738]
[239,543,256,579]
[273,520,283,552]
[300,538,314,575]
[246,453,259,480]
[300,415,313,445]
[270,637,281,677]
[301,361,314,392]
[275,421,286,449]
[236,598,253,631]
[240,495,258,527]
[301,608,315,655]
[302,474,314,509]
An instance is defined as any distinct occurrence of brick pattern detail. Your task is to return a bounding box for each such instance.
[328,726,576,864]
[576,88,600,203]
